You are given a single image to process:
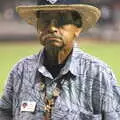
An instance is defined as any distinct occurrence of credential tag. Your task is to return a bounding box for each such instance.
[21,101,36,112]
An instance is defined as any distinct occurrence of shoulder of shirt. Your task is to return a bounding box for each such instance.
[10,51,40,73]
[74,47,113,73]
[73,47,117,85]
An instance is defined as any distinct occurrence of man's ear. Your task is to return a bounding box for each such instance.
[75,28,82,37]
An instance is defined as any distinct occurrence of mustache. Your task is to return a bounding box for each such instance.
[41,34,63,41]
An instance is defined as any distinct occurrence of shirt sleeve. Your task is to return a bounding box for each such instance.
[0,61,22,120]
[0,70,14,120]
[101,68,120,120]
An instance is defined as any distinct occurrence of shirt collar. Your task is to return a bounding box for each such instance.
[37,44,82,78]
[37,49,53,79]
[61,45,83,77]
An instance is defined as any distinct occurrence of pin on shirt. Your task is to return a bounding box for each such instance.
[40,82,45,91]
[21,101,36,112]
[53,87,60,97]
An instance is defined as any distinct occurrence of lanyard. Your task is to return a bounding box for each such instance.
[42,75,66,120]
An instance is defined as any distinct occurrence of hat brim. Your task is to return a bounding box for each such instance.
[16,4,101,32]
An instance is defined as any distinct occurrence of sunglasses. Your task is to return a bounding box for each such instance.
[36,11,82,30]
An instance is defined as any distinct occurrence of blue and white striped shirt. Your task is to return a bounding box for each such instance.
[0,46,120,120]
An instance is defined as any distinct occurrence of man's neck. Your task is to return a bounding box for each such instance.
[44,46,73,66]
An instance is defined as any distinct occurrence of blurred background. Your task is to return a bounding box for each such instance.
[0,0,120,94]
[0,0,120,41]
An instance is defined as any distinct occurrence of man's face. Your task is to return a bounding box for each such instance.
[37,11,82,49]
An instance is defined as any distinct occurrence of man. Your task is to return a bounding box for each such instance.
[0,0,120,120]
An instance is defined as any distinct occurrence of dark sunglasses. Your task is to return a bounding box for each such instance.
[36,11,82,29]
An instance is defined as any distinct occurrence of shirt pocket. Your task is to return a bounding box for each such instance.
[78,111,102,120]
[52,107,102,120]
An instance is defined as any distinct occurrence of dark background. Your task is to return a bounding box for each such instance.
[0,0,120,42]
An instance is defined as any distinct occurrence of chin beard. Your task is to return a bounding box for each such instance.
[45,43,64,51]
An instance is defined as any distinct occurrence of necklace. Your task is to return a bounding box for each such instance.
[43,86,61,120]
[40,74,67,120]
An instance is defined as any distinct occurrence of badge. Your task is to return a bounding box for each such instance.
[21,101,36,112]
[46,0,58,4]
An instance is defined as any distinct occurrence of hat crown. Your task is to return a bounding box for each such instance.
[17,0,98,6]
[37,0,81,5]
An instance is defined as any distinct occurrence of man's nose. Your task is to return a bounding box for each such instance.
[48,19,58,33]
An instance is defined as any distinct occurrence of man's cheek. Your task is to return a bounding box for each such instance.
[38,35,45,46]
[39,38,46,46]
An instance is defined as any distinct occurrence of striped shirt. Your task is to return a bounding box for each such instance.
[0,46,120,120]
